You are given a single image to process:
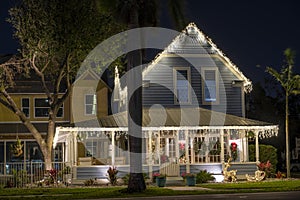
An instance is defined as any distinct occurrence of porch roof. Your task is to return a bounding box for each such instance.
[98,107,275,128]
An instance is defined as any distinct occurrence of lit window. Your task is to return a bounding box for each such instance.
[21,98,30,117]
[174,68,190,104]
[85,94,97,115]
[34,98,63,118]
[202,68,219,104]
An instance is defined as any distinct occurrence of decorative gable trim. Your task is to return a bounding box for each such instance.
[143,22,252,93]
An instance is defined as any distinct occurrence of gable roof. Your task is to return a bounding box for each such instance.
[73,69,112,91]
[143,22,252,92]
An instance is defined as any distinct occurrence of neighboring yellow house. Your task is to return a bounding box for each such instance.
[0,65,111,167]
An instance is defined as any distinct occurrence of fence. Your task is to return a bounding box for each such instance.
[0,161,72,188]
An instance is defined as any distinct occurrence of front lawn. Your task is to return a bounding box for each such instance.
[0,179,300,199]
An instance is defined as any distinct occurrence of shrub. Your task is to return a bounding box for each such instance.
[249,144,278,174]
[196,170,215,183]
[275,171,286,179]
[257,160,272,178]
[107,166,118,186]
[84,178,96,186]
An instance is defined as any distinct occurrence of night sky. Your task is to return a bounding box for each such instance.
[1,0,300,83]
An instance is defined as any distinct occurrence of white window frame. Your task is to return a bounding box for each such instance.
[173,67,191,104]
[85,94,97,115]
[21,98,30,118]
[201,67,219,105]
[34,98,64,118]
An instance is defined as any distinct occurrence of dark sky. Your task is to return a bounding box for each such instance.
[1,0,300,83]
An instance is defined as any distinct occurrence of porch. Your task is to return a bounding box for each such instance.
[54,124,277,181]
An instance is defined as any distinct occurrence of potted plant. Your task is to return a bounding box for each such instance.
[153,173,166,187]
[152,172,159,183]
[181,172,196,186]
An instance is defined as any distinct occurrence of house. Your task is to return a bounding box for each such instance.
[0,54,111,174]
[54,23,278,181]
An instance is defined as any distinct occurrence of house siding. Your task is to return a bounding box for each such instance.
[143,55,243,116]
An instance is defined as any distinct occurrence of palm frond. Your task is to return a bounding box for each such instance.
[266,66,285,88]
[290,75,300,95]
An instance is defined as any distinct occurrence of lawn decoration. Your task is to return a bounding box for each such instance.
[245,170,266,182]
[223,157,237,182]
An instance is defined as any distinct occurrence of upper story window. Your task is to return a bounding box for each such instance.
[85,94,97,115]
[21,98,30,117]
[174,67,191,104]
[201,67,219,104]
[34,98,63,118]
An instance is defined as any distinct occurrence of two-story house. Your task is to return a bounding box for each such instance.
[0,55,110,174]
[55,23,278,181]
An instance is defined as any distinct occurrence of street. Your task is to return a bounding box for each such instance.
[95,191,300,200]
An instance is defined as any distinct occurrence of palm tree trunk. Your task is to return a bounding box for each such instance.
[126,0,146,192]
[286,92,290,178]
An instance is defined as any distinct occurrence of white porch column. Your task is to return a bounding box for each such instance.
[255,130,260,163]
[157,131,161,165]
[166,137,169,157]
[241,130,247,162]
[111,131,115,165]
[175,130,179,163]
[148,131,153,180]
[185,130,190,173]
[73,131,78,166]
[220,129,224,163]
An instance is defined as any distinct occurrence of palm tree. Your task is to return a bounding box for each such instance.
[266,48,300,178]
[95,0,186,192]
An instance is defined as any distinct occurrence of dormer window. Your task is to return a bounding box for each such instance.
[174,67,191,104]
[202,67,219,105]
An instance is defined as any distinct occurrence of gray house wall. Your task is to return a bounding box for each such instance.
[143,55,244,117]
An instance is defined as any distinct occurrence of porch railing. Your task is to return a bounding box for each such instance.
[0,161,72,188]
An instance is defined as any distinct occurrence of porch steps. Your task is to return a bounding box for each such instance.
[165,176,185,186]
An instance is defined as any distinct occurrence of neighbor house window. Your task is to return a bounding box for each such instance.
[174,67,191,104]
[34,98,63,118]
[202,67,219,104]
[21,98,30,117]
[85,94,97,115]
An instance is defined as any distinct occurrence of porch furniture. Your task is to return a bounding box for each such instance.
[78,157,93,166]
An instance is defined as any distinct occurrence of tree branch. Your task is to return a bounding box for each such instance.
[30,53,52,99]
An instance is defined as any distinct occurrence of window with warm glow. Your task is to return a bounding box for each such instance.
[174,67,191,104]
[202,67,219,104]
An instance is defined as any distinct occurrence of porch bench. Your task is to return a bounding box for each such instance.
[78,157,93,166]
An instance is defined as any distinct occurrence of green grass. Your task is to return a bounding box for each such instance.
[1,179,300,199]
